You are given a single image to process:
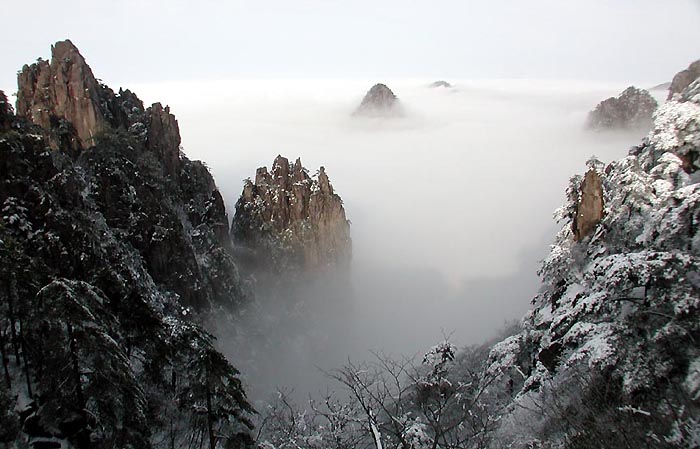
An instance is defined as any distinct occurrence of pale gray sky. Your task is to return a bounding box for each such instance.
[2,0,699,96]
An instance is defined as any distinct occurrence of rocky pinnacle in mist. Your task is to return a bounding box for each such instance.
[232,155,351,275]
[354,83,402,117]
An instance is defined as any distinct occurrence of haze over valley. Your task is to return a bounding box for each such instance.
[124,78,665,401]
[2,2,700,447]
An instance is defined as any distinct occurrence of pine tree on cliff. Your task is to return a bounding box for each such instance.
[167,320,254,449]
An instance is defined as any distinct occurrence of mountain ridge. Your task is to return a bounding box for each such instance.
[1,40,255,449]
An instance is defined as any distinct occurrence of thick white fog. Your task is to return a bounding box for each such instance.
[132,79,662,402]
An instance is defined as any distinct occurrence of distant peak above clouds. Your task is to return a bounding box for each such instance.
[353,83,402,117]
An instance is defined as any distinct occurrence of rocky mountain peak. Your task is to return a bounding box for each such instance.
[586,86,658,131]
[14,41,183,177]
[354,83,401,116]
[145,102,181,177]
[17,39,105,149]
[271,154,292,187]
[668,59,700,100]
[232,156,351,275]
[318,166,332,195]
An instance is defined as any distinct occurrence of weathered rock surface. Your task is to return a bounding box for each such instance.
[586,86,658,130]
[146,102,181,177]
[15,40,181,176]
[668,59,700,100]
[354,83,401,116]
[17,40,106,150]
[572,169,604,241]
[232,155,351,274]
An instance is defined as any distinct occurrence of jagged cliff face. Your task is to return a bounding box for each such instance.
[232,155,351,275]
[484,78,700,447]
[586,86,658,130]
[354,83,401,116]
[1,42,253,448]
[668,59,700,100]
[17,40,106,150]
[146,102,181,177]
[11,41,238,310]
[16,39,182,178]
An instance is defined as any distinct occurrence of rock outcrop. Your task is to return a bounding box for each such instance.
[15,40,181,177]
[354,83,401,117]
[586,86,658,130]
[232,155,351,274]
[146,102,181,177]
[668,59,700,100]
[572,169,604,241]
[16,40,106,150]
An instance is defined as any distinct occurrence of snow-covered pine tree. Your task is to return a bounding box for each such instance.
[165,319,255,449]
[25,279,148,448]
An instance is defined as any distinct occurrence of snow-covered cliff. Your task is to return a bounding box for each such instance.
[486,76,700,448]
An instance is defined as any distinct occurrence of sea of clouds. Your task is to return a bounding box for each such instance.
[131,78,662,401]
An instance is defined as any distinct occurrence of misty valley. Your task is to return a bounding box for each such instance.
[1,37,700,449]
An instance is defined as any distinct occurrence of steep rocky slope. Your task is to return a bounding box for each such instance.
[0,41,253,449]
[586,86,658,130]
[485,78,700,448]
[232,155,351,276]
[668,60,700,100]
